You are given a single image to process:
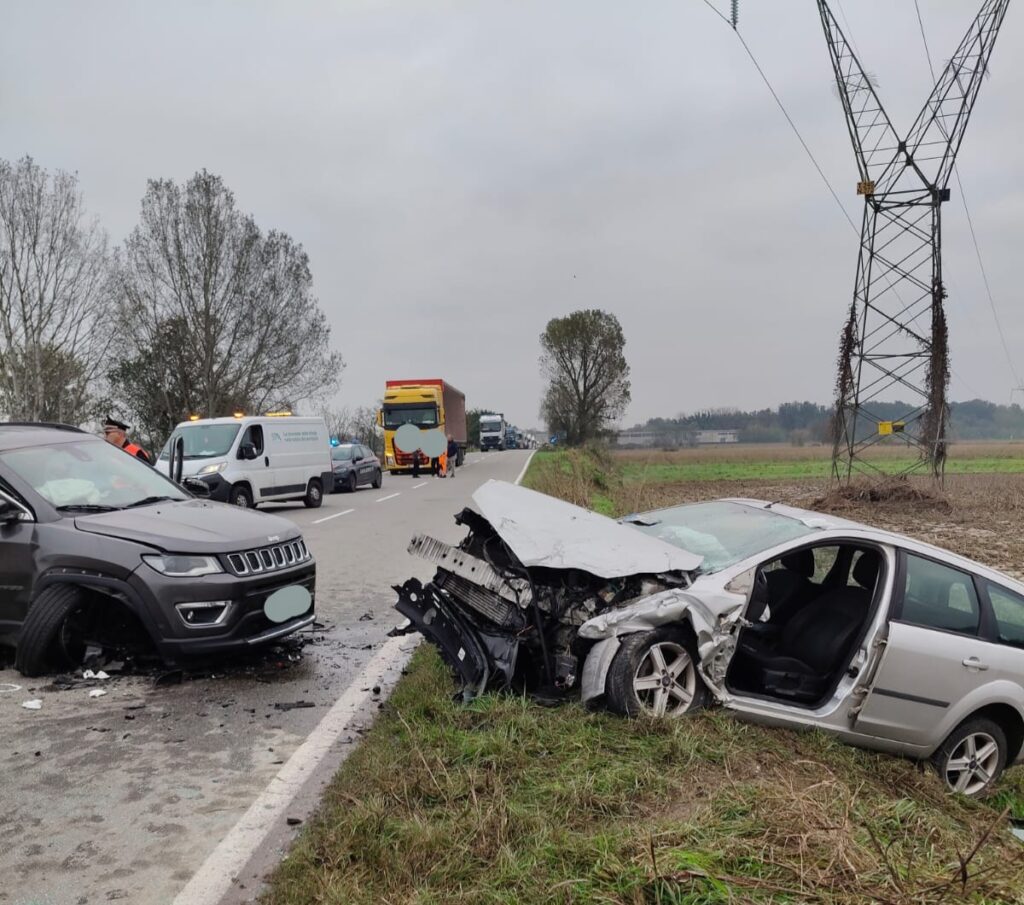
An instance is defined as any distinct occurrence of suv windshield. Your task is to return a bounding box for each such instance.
[3,440,189,510]
[159,423,241,460]
[624,501,814,573]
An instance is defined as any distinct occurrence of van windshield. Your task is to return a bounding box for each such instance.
[159,424,241,460]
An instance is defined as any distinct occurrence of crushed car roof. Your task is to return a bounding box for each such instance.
[472,480,704,578]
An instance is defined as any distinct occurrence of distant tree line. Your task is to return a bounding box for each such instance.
[0,156,343,453]
[633,399,1024,445]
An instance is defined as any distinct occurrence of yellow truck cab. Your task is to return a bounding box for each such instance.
[379,379,467,473]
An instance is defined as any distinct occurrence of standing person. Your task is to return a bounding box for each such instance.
[431,454,440,477]
[412,450,421,478]
[102,417,151,464]
[446,434,458,478]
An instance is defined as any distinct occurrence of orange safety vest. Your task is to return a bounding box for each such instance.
[122,440,151,463]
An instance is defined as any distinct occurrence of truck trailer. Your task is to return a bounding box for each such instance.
[379,379,467,473]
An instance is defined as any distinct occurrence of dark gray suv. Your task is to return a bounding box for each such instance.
[0,424,316,676]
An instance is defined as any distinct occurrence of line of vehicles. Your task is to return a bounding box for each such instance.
[479,412,537,451]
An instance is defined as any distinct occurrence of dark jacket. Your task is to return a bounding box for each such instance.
[446,439,458,458]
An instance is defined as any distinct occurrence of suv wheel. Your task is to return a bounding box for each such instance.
[230,484,254,508]
[304,478,324,508]
[932,717,1007,796]
[372,469,383,489]
[16,584,85,677]
[605,628,708,718]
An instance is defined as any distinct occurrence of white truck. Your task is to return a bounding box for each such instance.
[157,415,333,509]
[479,413,507,451]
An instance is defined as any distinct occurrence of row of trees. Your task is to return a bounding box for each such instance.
[0,157,342,451]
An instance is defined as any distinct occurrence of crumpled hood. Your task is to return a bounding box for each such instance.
[74,499,301,553]
[472,480,703,578]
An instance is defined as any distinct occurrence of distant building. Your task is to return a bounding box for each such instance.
[694,429,739,444]
[615,429,660,447]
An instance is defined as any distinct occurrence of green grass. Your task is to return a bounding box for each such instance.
[263,649,1024,904]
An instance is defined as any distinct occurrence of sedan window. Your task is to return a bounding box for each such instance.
[900,554,980,635]
[985,583,1024,649]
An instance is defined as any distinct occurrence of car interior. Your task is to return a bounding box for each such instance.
[726,543,883,706]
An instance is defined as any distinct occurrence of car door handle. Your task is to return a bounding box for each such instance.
[962,657,989,671]
[264,457,270,467]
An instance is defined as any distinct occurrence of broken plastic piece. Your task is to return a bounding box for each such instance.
[88,689,107,698]
[22,699,42,710]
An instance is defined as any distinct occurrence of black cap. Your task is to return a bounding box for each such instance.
[103,417,129,431]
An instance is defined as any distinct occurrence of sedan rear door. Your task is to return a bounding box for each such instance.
[853,550,995,748]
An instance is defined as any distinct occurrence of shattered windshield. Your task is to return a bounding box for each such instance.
[624,501,814,573]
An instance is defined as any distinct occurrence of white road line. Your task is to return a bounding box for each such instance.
[411,482,428,489]
[514,449,537,486]
[375,492,401,503]
[170,635,415,905]
[312,508,354,525]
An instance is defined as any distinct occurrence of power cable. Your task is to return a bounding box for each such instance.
[912,0,1021,388]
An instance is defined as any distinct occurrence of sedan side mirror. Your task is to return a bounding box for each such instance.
[183,477,212,498]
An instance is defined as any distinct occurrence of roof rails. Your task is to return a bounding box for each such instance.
[0,422,87,433]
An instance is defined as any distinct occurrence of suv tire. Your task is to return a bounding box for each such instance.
[932,717,1008,797]
[605,628,708,718]
[15,584,84,677]
[304,478,324,509]
[230,484,254,508]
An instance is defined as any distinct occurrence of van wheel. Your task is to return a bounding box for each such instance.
[230,485,254,508]
[304,478,324,508]
[605,628,708,718]
[372,469,383,489]
[932,717,1007,797]
[16,585,85,677]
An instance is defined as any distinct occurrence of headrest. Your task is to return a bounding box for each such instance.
[780,548,815,577]
[853,551,880,590]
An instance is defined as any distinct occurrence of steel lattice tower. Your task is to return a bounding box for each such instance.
[818,0,1011,481]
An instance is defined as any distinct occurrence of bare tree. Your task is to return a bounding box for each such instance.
[539,309,630,445]
[114,170,342,429]
[322,403,384,457]
[0,157,113,422]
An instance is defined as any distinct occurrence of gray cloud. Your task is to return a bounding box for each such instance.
[3,0,1021,426]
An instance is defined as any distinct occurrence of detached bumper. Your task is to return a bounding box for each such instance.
[393,578,518,700]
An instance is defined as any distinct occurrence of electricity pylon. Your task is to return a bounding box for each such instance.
[817,0,1011,481]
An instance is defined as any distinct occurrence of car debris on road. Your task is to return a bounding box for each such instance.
[394,479,1024,796]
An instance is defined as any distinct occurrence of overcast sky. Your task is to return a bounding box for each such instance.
[3,1,1022,428]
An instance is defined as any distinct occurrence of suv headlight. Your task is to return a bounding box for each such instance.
[197,461,228,476]
[143,554,223,577]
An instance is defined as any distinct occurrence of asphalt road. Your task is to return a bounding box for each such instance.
[0,450,533,905]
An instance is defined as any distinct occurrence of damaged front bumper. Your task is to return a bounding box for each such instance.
[392,577,520,701]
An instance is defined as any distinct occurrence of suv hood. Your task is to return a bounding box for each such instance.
[472,480,702,578]
[74,500,301,553]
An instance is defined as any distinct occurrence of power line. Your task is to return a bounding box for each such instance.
[912,0,1021,388]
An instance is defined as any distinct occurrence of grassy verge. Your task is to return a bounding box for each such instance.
[263,449,1024,904]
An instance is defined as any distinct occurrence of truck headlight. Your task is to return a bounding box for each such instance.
[197,461,228,476]
[143,554,223,577]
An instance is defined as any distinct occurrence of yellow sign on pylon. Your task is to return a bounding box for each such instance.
[878,421,905,436]
[857,180,876,196]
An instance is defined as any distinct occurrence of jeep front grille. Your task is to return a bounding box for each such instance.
[226,539,310,576]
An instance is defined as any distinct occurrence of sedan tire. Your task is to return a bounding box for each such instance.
[605,628,708,718]
[372,469,383,489]
[345,472,358,493]
[932,717,1007,797]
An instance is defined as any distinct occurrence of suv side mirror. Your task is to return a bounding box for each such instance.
[239,443,258,460]
[183,477,212,498]
[0,497,23,524]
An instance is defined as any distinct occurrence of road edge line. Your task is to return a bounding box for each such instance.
[514,449,537,486]
[171,634,415,905]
